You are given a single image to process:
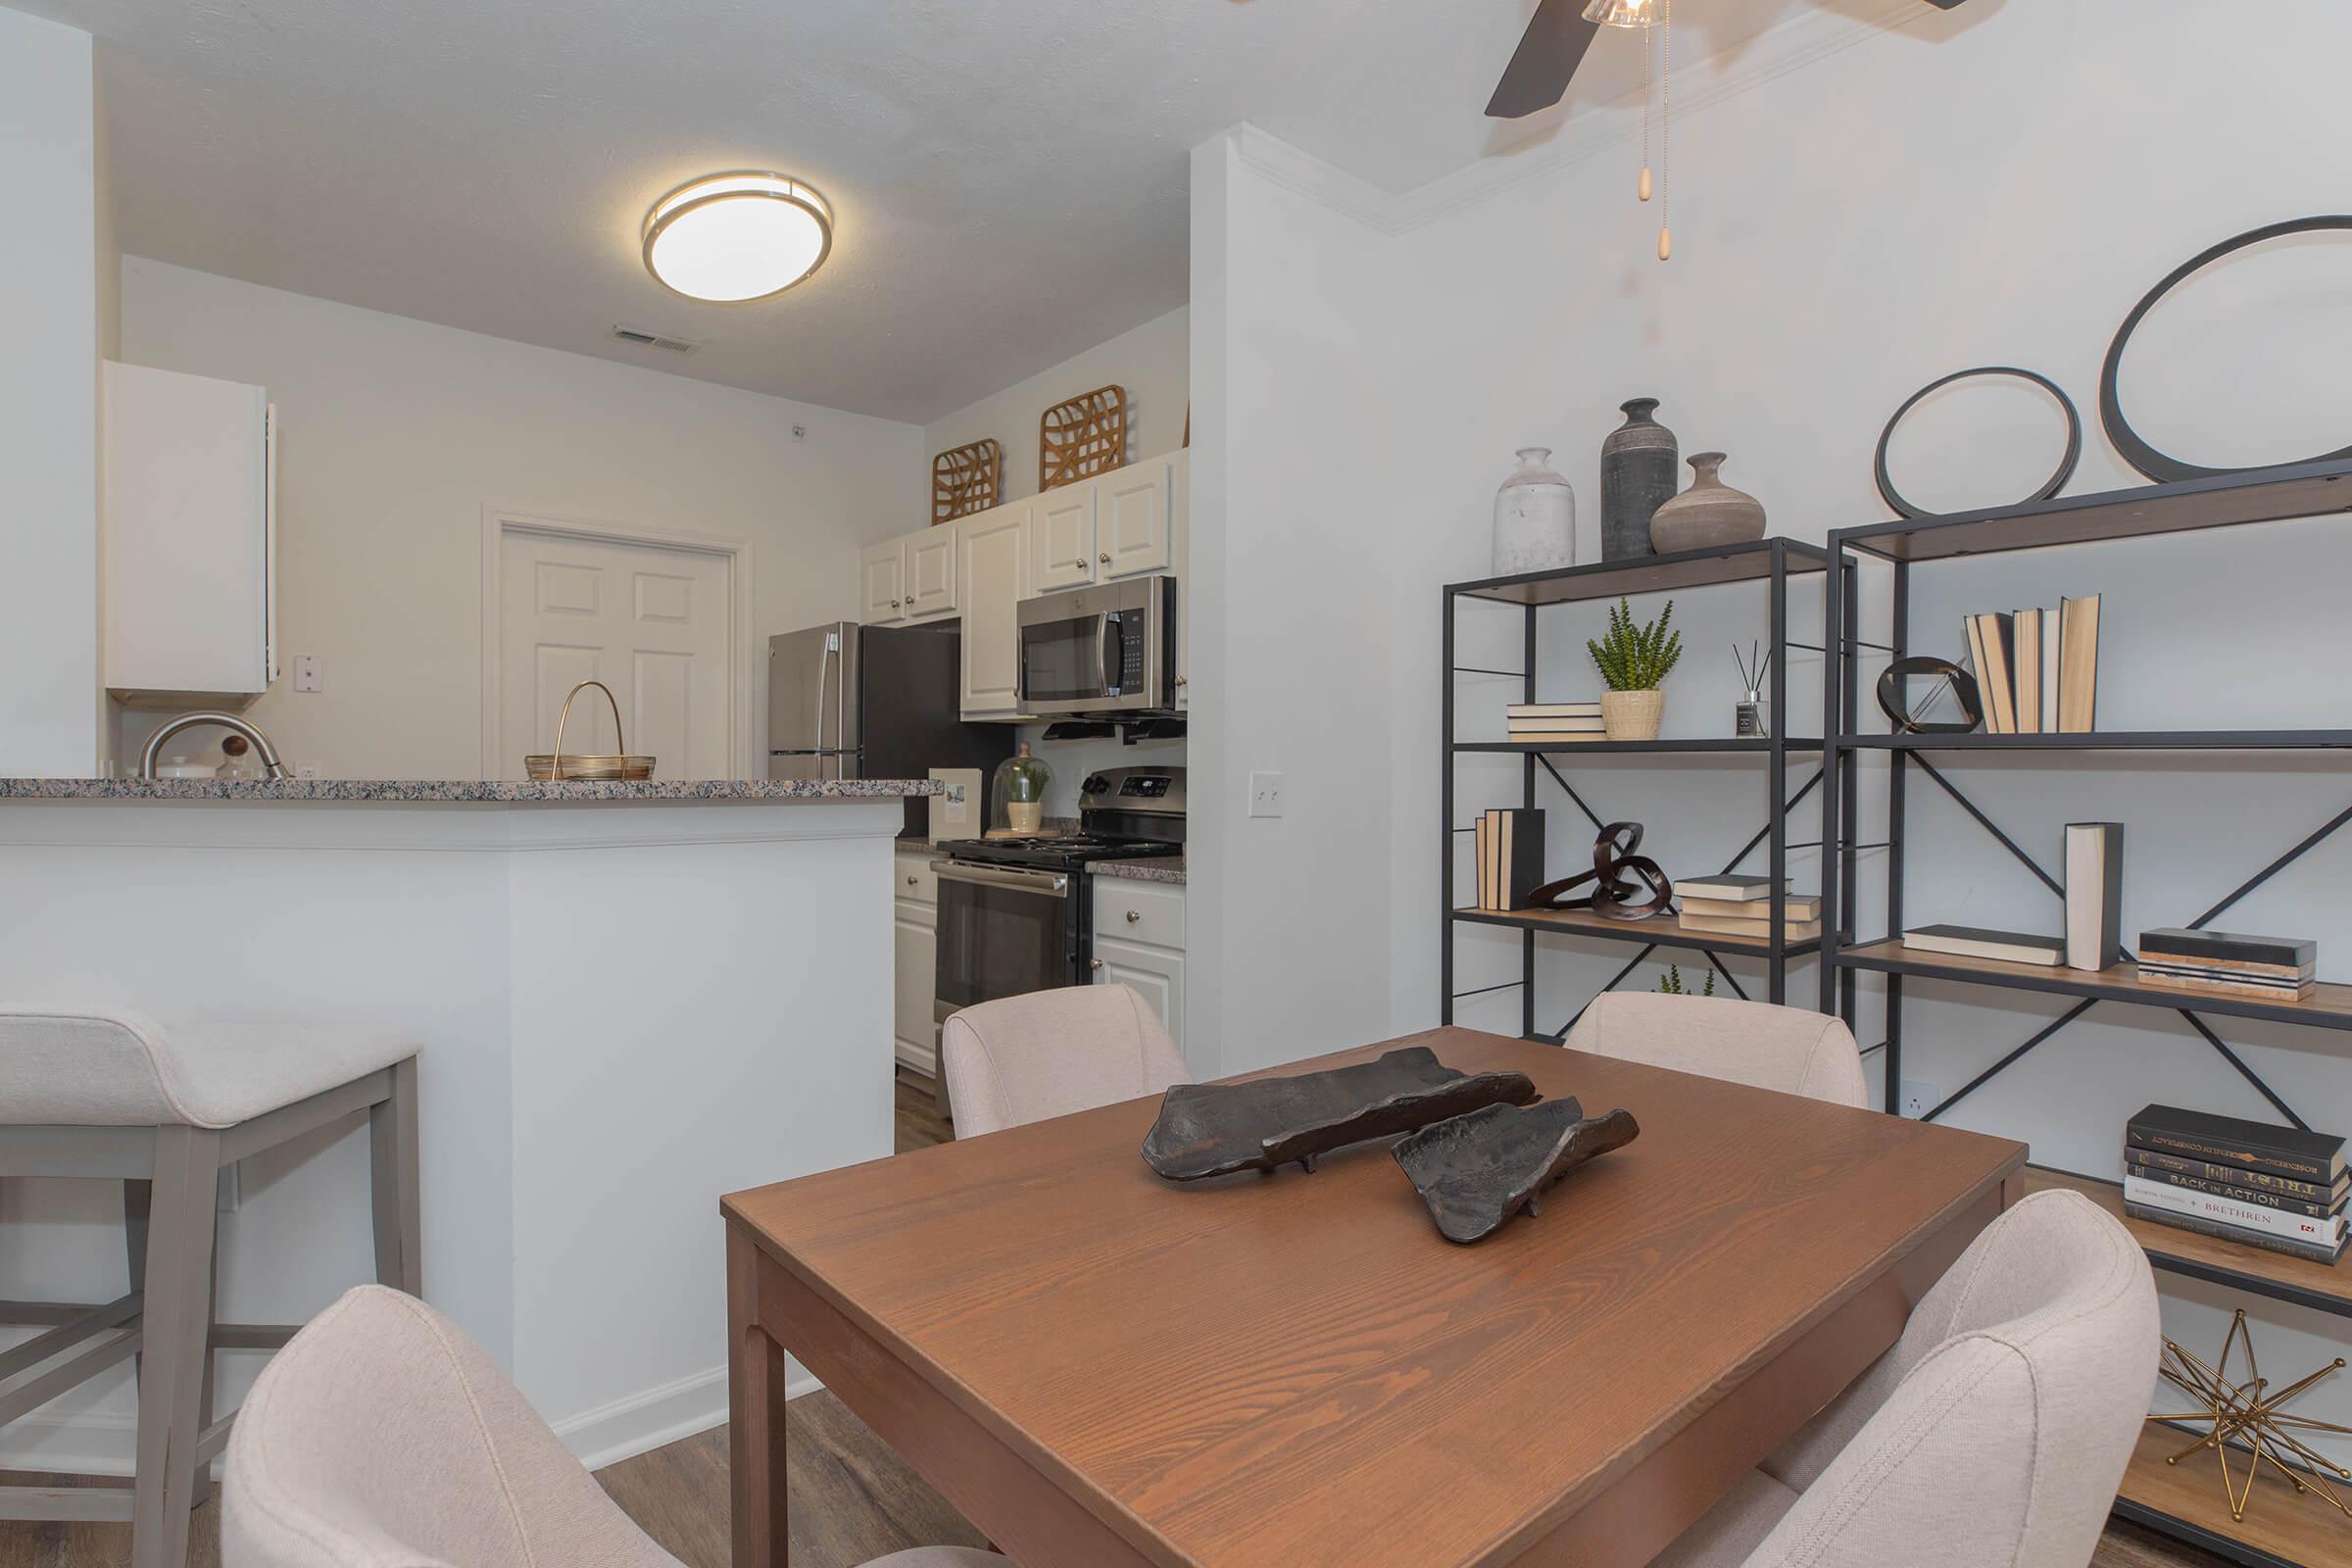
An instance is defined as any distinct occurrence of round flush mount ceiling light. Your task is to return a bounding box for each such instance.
[1583,0,1661,25]
[641,172,833,304]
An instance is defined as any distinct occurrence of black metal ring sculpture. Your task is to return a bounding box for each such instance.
[1874,367,2081,519]
[1526,821,1673,921]
[1875,656,1984,735]
[2100,214,2352,482]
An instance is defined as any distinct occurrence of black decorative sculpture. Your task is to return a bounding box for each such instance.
[1875,656,1984,735]
[1874,367,2081,518]
[1525,821,1672,920]
[1393,1098,1642,1244]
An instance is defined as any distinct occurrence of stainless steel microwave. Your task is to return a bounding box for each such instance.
[1016,575,1178,715]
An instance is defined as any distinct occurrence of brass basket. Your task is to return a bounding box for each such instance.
[524,680,656,781]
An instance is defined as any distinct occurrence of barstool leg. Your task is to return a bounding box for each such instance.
[369,1055,422,1294]
[130,1124,220,1568]
[122,1177,151,1378]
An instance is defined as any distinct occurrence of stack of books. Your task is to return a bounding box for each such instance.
[1473,808,1545,911]
[2136,927,2318,1001]
[1962,595,2099,734]
[1675,876,1820,941]
[2124,1103,2347,1265]
[1506,702,1605,745]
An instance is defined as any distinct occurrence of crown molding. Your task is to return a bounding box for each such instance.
[1221,0,1937,238]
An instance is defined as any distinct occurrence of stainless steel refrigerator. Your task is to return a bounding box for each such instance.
[767,621,1013,834]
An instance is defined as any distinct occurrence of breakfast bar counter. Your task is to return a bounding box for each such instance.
[0,777,935,1466]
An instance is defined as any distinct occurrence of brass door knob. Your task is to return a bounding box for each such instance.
[1126,909,1141,923]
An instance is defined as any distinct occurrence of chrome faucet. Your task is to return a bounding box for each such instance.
[139,711,289,780]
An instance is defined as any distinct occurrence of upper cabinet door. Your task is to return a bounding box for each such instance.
[904,524,958,620]
[1030,484,1098,592]
[861,538,907,624]
[1099,460,1173,579]
[959,503,1030,717]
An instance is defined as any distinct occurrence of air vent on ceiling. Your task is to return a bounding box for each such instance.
[610,325,698,354]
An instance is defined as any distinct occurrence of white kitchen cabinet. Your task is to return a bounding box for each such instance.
[1100,458,1174,579]
[1093,877,1185,1061]
[860,539,908,624]
[958,502,1030,717]
[102,362,277,703]
[1030,484,1098,592]
[904,525,958,619]
[894,850,939,1077]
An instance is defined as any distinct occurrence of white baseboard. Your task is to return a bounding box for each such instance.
[0,1406,138,1476]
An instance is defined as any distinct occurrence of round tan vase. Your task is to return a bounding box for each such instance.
[1601,689,1665,741]
[1649,451,1766,553]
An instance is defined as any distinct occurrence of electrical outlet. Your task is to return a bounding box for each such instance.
[294,654,322,693]
[1249,770,1285,818]
[1899,1079,1939,1119]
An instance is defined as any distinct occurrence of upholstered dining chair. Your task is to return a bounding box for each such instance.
[222,1284,1003,1568]
[1649,1189,2161,1568]
[940,982,1190,1137]
[1562,992,1870,1108]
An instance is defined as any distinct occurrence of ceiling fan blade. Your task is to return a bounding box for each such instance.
[1920,0,1970,8]
[1486,0,1602,120]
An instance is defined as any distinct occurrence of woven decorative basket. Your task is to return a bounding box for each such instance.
[931,439,1001,524]
[1040,384,1128,491]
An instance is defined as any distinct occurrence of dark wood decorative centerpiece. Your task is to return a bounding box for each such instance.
[1394,1097,1641,1244]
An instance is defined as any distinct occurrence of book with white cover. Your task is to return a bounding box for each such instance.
[1900,924,2065,965]
[1675,876,1785,903]
[2124,1174,2348,1246]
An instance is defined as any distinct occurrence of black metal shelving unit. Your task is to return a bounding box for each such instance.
[1441,539,1839,1038]
[1820,458,2352,1568]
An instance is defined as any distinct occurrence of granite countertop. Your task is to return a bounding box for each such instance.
[0,777,942,805]
[1092,857,1186,885]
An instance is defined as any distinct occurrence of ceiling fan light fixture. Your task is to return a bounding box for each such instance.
[641,172,834,304]
[1582,0,1662,26]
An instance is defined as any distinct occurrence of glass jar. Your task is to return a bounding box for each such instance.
[991,742,1053,836]
[1492,447,1577,575]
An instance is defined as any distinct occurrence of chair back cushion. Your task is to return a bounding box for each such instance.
[1751,1189,2160,1567]
[941,983,1188,1137]
[223,1285,680,1567]
[1563,993,1869,1108]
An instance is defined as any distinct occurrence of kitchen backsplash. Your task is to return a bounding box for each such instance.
[1015,727,1185,817]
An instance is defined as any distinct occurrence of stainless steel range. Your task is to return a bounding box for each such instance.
[928,765,1185,1092]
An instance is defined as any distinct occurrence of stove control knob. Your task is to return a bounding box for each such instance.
[1081,773,1109,796]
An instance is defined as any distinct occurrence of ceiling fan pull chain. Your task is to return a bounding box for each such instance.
[1656,0,1674,261]
[1639,22,1653,202]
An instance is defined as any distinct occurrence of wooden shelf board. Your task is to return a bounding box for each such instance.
[1446,538,1826,608]
[1453,905,1821,957]
[1836,730,2352,753]
[2114,1419,2352,1568]
[2026,1167,2352,1316]
[1834,939,2352,1034]
[1836,460,2352,563]
[1455,739,1825,755]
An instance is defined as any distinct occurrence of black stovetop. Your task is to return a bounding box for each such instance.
[933,833,1182,871]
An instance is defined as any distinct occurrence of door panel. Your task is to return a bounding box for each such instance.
[499,528,733,779]
[906,527,958,619]
[862,539,907,623]
[894,901,938,1078]
[1101,462,1172,578]
[959,505,1030,716]
[1094,934,1183,1054]
[1031,486,1098,591]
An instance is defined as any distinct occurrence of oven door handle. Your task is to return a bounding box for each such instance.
[931,859,1070,895]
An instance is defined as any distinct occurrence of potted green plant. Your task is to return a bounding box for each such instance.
[1657,964,1715,996]
[1588,596,1682,741]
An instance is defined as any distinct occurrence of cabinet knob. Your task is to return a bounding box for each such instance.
[1175,675,1189,687]
[891,599,903,609]
[1126,909,1141,923]
[906,875,917,886]
[1099,552,1111,564]
[1090,958,1106,972]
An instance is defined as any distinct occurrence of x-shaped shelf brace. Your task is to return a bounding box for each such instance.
[1531,754,1826,1041]
[1897,755,2335,1131]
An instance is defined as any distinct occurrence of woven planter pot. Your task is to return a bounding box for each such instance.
[1600,689,1666,742]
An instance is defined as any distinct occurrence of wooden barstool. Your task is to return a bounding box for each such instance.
[0,1009,420,1568]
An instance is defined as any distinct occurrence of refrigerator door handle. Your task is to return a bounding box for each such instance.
[814,635,836,755]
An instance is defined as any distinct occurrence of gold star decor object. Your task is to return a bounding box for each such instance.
[2151,1309,2352,1524]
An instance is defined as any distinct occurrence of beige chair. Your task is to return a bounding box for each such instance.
[224,1285,1003,1568]
[940,983,1189,1137]
[1563,991,1869,1108]
[1651,1189,2161,1568]
[0,1008,420,1568]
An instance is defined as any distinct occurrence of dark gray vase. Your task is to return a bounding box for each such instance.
[1599,398,1679,561]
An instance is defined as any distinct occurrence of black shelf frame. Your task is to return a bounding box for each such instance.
[1443,539,1838,1037]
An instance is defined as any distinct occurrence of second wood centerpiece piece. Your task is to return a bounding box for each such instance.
[1589,596,1682,741]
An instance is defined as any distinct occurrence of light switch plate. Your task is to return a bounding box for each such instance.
[1249,770,1285,818]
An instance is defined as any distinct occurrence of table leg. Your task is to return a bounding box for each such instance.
[728,1224,790,1568]
[2001,1170,2026,1209]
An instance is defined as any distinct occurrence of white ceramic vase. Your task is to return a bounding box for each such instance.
[1492,448,1577,575]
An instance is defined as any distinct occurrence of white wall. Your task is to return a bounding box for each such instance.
[1192,0,2352,1458]
[922,306,1189,507]
[0,8,102,776]
[118,260,925,779]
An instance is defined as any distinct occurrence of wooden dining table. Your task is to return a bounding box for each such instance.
[721,1027,2027,1568]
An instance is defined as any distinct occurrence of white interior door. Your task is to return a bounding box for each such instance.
[499,528,733,780]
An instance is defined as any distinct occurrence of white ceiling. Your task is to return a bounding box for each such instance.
[29,0,1830,422]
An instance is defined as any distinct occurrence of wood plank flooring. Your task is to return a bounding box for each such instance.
[0,1077,2235,1567]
